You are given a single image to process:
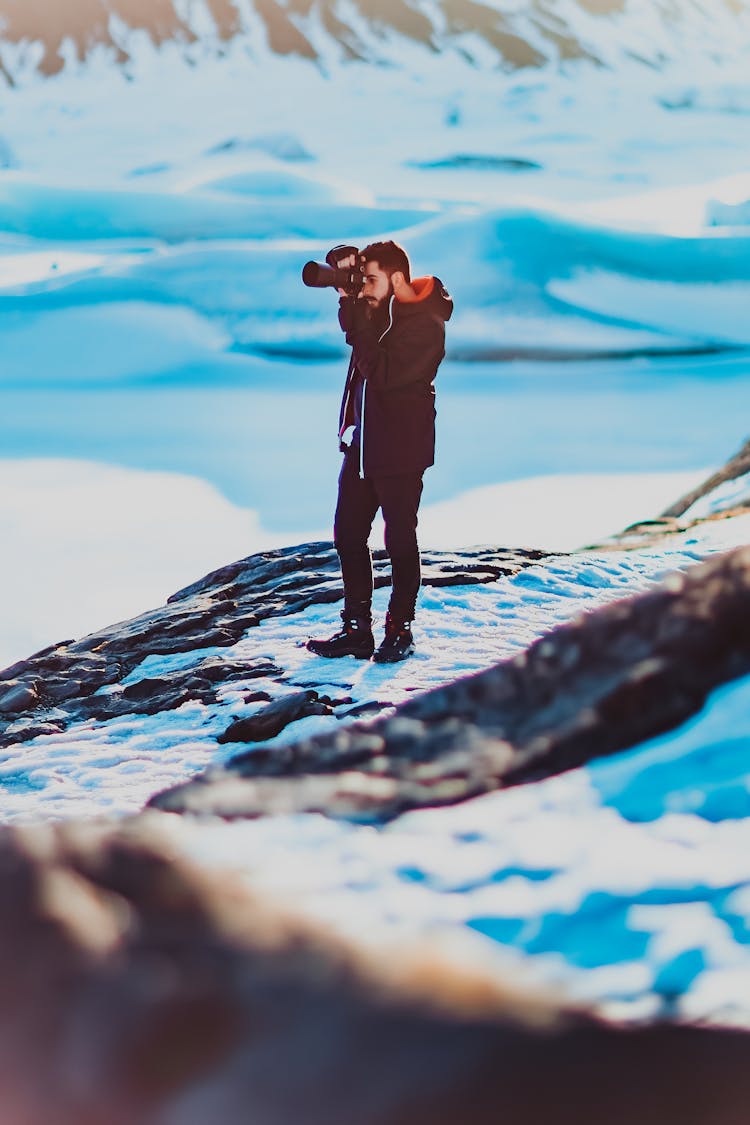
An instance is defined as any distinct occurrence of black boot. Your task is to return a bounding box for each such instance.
[306,612,374,659]
[372,613,415,664]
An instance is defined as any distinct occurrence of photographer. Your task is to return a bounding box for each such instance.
[306,240,453,663]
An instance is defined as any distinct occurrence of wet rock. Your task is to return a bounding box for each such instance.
[320,694,354,708]
[0,641,75,681]
[218,691,333,745]
[122,676,172,702]
[0,682,39,715]
[64,658,285,726]
[44,680,85,704]
[0,818,746,1125]
[2,718,67,744]
[243,690,273,705]
[151,546,750,822]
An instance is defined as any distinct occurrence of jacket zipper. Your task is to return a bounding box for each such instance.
[360,295,395,479]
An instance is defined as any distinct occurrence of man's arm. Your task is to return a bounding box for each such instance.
[339,300,444,391]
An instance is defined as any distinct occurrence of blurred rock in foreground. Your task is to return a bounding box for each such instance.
[0,815,749,1125]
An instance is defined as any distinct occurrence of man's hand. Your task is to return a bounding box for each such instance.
[391,271,415,301]
[335,252,363,299]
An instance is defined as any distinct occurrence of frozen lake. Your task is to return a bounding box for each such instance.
[6,351,750,534]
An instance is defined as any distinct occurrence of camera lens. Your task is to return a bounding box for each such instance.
[302,261,322,287]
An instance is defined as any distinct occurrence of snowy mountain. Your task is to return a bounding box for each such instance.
[1,0,750,82]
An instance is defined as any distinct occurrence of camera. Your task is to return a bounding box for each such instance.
[302,244,363,297]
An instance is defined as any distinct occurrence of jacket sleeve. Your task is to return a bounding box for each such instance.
[338,296,362,336]
[340,301,445,391]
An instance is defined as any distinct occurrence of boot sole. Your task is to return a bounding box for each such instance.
[372,644,415,664]
[306,644,374,659]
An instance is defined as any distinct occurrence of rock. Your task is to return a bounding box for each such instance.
[0,682,38,715]
[218,691,333,745]
[243,690,273,705]
[1,718,67,744]
[151,546,750,822]
[0,640,74,681]
[0,817,746,1124]
[661,435,750,518]
[44,680,85,704]
[63,658,285,726]
[0,542,542,749]
[122,676,172,702]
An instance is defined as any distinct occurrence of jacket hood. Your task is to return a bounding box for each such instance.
[396,275,453,322]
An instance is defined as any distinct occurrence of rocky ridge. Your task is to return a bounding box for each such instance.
[0,543,544,748]
[661,434,750,520]
[0,0,748,82]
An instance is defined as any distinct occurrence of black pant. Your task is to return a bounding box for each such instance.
[334,448,424,623]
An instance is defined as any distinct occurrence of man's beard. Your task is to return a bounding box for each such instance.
[365,285,393,323]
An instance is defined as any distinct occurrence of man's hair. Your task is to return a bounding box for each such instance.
[361,240,411,283]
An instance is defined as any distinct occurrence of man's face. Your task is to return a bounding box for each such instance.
[361,260,391,308]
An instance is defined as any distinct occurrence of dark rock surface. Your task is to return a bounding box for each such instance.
[217,689,334,744]
[151,546,750,822]
[0,543,544,750]
[0,816,748,1125]
[0,682,39,714]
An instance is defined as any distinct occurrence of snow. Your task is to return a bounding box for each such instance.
[0,178,432,243]
[417,470,710,552]
[0,459,305,669]
[548,272,750,348]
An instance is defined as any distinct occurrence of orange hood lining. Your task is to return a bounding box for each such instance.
[396,276,434,303]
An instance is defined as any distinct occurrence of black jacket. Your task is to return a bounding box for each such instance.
[337,276,453,478]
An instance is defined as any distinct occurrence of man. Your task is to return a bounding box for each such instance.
[307,240,453,663]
